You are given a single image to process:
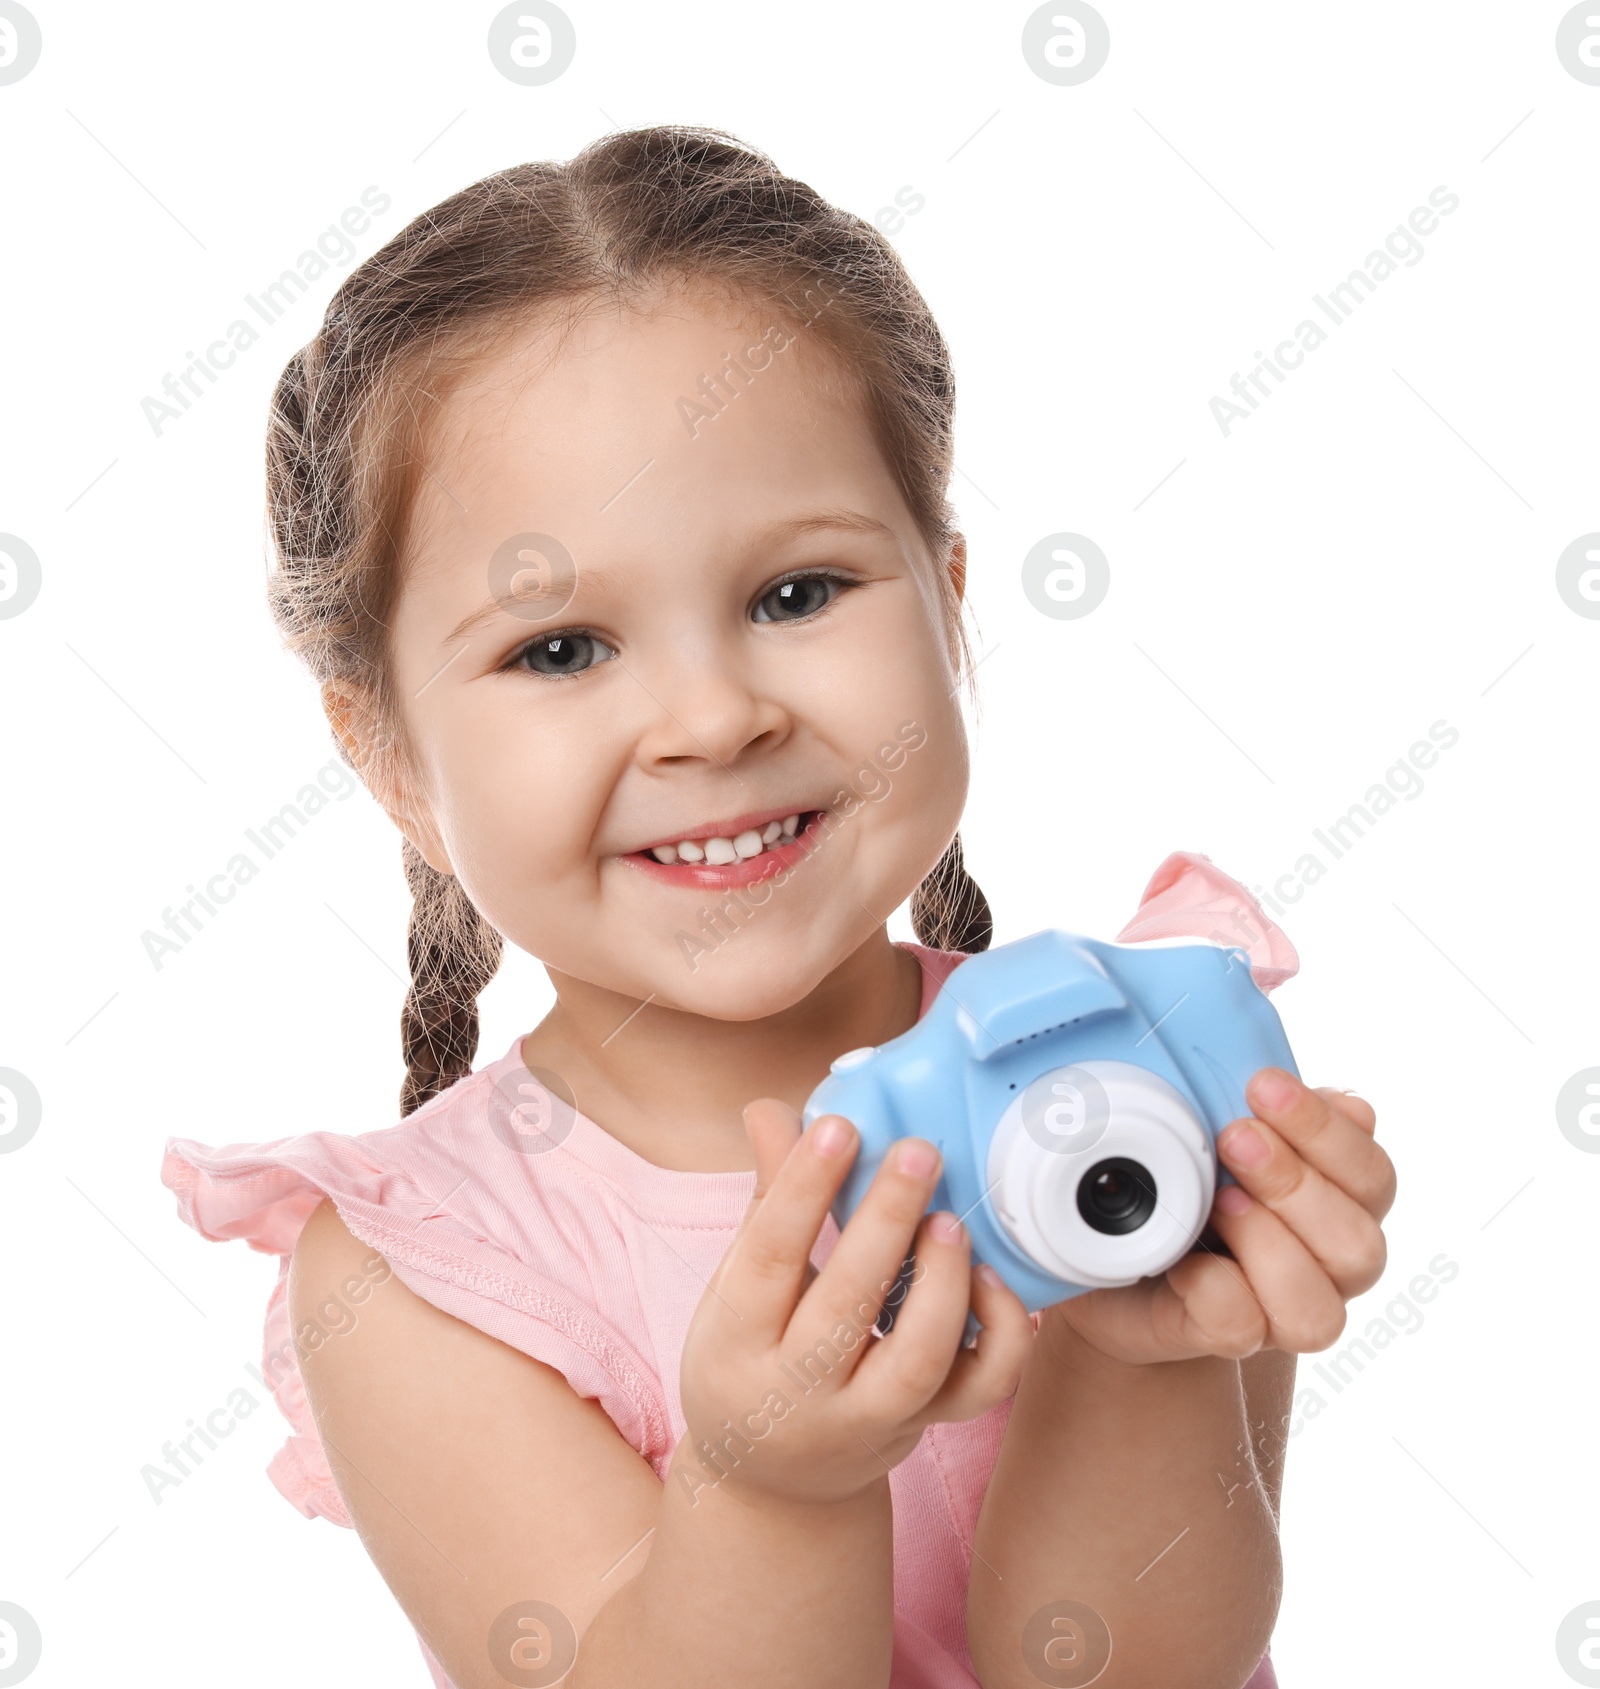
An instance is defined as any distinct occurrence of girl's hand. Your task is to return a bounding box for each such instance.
[677,1101,1035,1507]
[1047,1068,1396,1367]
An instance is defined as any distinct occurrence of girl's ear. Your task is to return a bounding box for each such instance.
[947,532,968,604]
[321,680,455,876]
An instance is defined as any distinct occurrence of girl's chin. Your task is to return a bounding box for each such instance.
[645,919,883,1021]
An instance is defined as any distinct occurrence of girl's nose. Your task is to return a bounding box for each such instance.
[628,655,792,772]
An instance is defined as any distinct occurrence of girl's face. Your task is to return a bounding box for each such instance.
[371,285,969,1020]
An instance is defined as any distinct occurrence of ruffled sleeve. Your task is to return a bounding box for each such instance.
[160,1109,675,1526]
[259,1256,351,1524]
[158,1138,369,1525]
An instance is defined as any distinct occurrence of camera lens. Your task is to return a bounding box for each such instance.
[1076,1157,1158,1236]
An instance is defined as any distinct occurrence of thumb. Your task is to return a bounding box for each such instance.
[742,1096,805,1198]
[706,1098,807,1303]
[741,1097,827,1300]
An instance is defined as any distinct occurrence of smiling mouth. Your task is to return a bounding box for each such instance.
[621,809,824,883]
[638,811,813,866]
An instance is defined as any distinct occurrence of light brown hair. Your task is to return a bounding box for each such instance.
[263,124,992,1117]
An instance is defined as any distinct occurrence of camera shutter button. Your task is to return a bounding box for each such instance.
[830,1047,875,1073]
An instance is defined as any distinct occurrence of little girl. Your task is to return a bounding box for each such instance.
[162,125,1395,1689]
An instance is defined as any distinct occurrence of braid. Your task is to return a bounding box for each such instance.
[911,832,993,954]
[398,838,505,1116]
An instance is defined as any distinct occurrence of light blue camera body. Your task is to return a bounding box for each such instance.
[803,931,1298,1319]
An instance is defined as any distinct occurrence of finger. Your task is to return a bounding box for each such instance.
[1312,1085,1378,1136]
[794,1136,948,1377]
[1053,1274,1219,1363]
[1173,1189,1349,1353]
[915,1263,1036,1425]
[1244,1068,1397,1220]
[712,1111,858,1345]
[1215,1116,1389,1299]
[1143,1254,1269,1359]
[705,1100,816,1305]
[705,1100,794,1287]
[844,1207,976,1413]
[744,1097,805,1197]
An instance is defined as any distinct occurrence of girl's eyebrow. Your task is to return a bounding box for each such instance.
[441,509,893,647]
[443,565,618,648]
[745,508,896,548]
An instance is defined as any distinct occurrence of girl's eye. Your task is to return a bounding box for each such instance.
[508,631,616,677]
[751,574,847,624]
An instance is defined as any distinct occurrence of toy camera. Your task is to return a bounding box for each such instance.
[802,930,1298,1329]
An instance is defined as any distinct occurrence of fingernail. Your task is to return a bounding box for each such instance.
[976,1262,1003,1289]
[897,1140,939,1177]
[1216,1184,1253,1216]
[1248,1068,1297,1113]
[1220,1124,1270,1168]
[812,1118,851,1157]
[930,1211,964,1243]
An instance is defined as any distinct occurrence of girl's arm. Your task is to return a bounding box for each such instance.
[289,1199,895,1689]
[578,1441,894,1689]
[1239,1348,1297,1524]
[964,1311,1280,1689]
[967,1074,1392,1688]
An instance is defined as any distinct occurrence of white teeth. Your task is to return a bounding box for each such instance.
[651,813,809,866]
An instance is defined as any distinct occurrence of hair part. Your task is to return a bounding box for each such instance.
[264,124,991,1116]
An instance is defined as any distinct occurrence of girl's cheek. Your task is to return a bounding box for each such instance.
[452,747,606,910]
[853,705,969,885]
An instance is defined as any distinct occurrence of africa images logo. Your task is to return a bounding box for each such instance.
[1208,187,1460,438]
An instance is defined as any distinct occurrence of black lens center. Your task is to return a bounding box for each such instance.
[1076,1156,1158,1236]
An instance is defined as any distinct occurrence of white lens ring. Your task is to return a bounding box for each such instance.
[987,1060,1214,1289]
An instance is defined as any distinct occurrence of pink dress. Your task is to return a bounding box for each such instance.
[161,852,1295,1689]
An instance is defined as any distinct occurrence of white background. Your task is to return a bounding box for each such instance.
[2,3,1595,1685]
